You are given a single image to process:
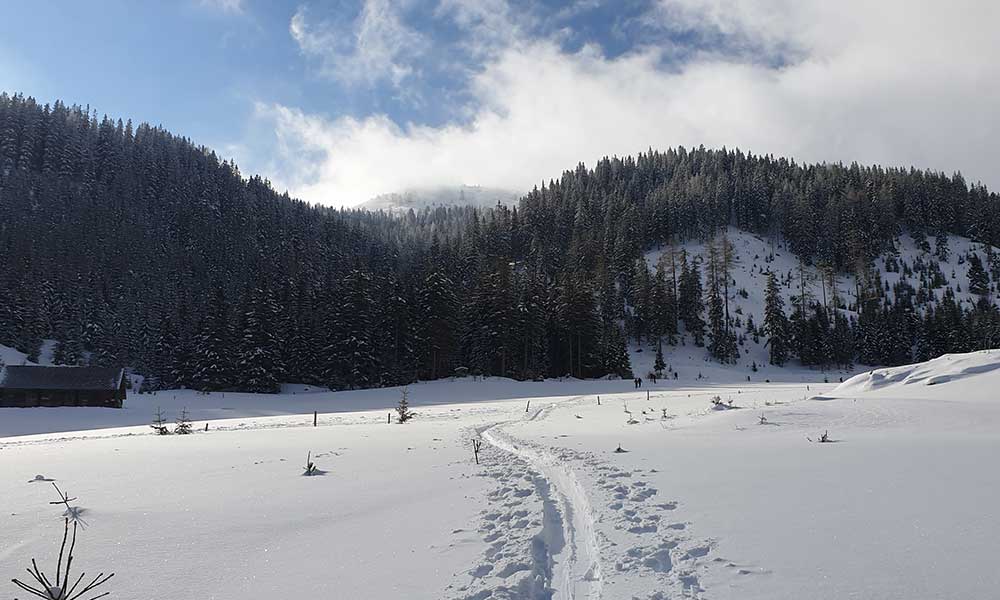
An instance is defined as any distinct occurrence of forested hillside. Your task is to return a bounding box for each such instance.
[2,92,999,392]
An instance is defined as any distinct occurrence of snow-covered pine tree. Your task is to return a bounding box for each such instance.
[654,339,666,375]
[191,284,235,391]
[763,272,791,366]
[706,240,737,363]
[968,253,990,296]
[935,231,950,261]
[678,254,706,346]
[235,286,282,393]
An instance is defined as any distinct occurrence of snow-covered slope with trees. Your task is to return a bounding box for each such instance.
[5,95,998,394]
[628,226,1000,379]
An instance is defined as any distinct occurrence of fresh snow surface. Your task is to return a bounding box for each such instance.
[0,355,830,439]
[831,349,1000,401]
[4,352,1000,599]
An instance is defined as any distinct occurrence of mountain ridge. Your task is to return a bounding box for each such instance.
[2,92,999,393]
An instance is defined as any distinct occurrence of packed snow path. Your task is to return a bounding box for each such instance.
[480,402,603,600]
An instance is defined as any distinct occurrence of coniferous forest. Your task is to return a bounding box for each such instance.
[2,93,1000,392]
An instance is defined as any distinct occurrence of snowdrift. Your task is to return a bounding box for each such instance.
[830,350,1000,401]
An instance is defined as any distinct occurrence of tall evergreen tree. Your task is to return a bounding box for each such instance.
[763,272,791,366]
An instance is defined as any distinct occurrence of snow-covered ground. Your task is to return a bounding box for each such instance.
[3,352,1000,599]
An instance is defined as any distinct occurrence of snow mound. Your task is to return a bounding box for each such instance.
[0,343,34,366]
[832,350,1000,400]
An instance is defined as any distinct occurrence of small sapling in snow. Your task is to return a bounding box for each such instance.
[10,484,114,600]
[807,430,834,443]
[302,451,324,476]
[150,407,170,435]
[396,388,414,423]
[174,408,192,435]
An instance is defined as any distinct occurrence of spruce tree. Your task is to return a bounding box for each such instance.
[654,339,666,375]
[763,272,791,366]
[191,285,234,391]
[236,286,282,393]
[968,253,990,296]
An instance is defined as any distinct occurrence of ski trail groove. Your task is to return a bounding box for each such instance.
[482,400,603,600]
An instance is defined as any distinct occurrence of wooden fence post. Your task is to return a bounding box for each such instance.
[472,439,483,464]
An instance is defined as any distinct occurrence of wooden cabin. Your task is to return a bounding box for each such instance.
[0,366,127,408]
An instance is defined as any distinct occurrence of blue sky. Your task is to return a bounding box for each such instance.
[2,1,998,206]
[1,1,668,151]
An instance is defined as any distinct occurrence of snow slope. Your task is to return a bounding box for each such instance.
[830,349,1000,401]
[0,343,33,367]
[635,227,1000,377]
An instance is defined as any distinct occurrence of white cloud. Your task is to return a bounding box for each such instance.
[255,0,1000,206]
[200,0,245,14]
[290,1,429,88]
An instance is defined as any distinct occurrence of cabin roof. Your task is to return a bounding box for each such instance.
[0,366,125,391]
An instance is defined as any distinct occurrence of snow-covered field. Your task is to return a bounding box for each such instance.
[3,352,1000,599]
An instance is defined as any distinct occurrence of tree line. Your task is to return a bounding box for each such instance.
[1,92,998,391]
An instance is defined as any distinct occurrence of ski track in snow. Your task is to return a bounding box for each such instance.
[480,399,603,600]
[452,395,754,600]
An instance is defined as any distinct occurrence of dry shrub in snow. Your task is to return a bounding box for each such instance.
[11,484,114,600]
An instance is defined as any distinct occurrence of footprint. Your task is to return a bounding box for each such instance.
[630,488,658,502]
[496,562,531,578]
[470,564,493,578]
[642,548,673,573]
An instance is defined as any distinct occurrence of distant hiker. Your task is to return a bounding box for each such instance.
[637,377,643,388]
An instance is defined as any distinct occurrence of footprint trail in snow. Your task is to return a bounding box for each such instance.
[446,396,760,599]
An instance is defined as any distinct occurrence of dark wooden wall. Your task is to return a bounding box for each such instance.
[0,388,123,408]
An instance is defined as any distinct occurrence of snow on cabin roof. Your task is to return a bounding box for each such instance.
[0,366,124,391]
